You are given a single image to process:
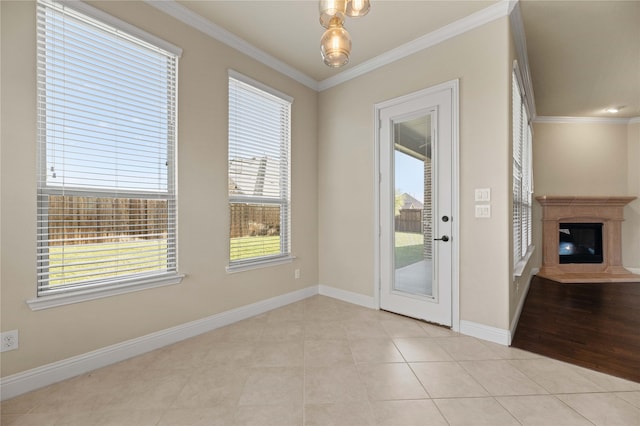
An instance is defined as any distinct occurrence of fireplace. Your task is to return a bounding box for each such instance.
[537,196,639,283]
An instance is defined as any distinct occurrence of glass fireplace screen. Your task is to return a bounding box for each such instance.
[559,222,603,264]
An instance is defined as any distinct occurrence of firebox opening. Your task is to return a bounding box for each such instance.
[559,223,603,264]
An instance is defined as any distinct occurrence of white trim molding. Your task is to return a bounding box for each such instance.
[147,0,512,92]
[509,1,536,119]
[460,320,511,346]
[510,267,539,343]
[145,0,318,91]
[226,256,296,274]
[318,0,512,91]
[27,273,185,311]
[58,0,182,57]
[318,284,377,309]
[2,286,318,401]
[513,245,535,278]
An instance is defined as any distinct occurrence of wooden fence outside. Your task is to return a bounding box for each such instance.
[46,195,168,246]
[46,196,283,244]
[395,209,423,233]
[230,204,281,238]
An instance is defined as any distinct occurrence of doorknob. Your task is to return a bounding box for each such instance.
[434,235,449,242]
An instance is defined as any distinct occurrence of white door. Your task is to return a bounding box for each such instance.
[377,83,457,326]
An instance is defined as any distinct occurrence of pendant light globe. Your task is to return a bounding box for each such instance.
[320,17,352,67]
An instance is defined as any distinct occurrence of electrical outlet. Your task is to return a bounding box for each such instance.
[294,269,301,279]
[1,330,19,352]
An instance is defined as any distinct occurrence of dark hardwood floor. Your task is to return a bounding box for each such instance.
[511,275,640,383]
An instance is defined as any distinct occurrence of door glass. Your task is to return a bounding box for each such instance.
[393,115,433,297]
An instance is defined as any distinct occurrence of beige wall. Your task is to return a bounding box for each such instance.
[532,121,639,270]
[625,122,640,269]
[318,18,513,330]
[0,1,319,377]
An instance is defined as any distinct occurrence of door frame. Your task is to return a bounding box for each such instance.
[373,79,460,331]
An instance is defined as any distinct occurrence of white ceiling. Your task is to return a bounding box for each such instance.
[165,0,640,119]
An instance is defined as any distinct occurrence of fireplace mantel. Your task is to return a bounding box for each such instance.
[536,195,635,209]
[536,195,639,283]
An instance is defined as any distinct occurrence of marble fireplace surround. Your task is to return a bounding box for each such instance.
[536,195,639,283]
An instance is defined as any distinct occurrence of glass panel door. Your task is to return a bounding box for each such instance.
[393,115,433,297]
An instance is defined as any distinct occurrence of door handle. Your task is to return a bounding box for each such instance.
[434,235,449,242]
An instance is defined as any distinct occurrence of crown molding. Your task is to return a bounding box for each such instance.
[318,0,513,91]
[509,1,537,119]
[147,0,512,93]
[534,116,640,125]
[144,0,319,91]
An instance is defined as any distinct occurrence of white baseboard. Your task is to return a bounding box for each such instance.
[509,267,538,344]
[627,267,640,275]
[318,284,377,309]
[318,283,513,346]
[459,320,511,346]
[0,285,318,401]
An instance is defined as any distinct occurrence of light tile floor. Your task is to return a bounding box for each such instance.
[2,295,640,425]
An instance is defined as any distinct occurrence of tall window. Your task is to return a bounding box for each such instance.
[36,0,181,299]
[228,72,292,268]
[512,64,533,267]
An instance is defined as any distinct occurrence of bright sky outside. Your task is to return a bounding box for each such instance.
[44,7,170,193]
[395,150,424,202]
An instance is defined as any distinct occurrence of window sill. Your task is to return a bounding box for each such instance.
[226,255,296,274]
[514,245,535,278]
[26,272,185,311]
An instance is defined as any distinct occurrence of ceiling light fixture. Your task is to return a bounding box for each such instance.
[319,0,370,68]
[604,107,621,113]
[346,0,370,17]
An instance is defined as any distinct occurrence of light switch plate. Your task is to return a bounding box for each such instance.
[475,204,491,218]
[475,188,491,202]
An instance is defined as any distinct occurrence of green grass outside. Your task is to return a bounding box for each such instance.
[394,231,424,269]
[46,235,283,287]
[48,233,418,286]
[230,235,281,261]
[48,239,169,287]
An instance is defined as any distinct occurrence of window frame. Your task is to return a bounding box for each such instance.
[29,0,184,310]
[226,70,294,273]
[512,61,534,276]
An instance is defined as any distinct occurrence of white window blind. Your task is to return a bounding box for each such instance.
[36,0,180,297]
[228,72,292,267]
[512,66,533,265]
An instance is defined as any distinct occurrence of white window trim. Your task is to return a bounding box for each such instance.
[227,70,293,270]
[226,255,296,274]
[54,0,182,57]
[33,0,183,309]
[228,69,293,104]
[27,272,185,311]
[512,60,534,272]
[513,245,535,278]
